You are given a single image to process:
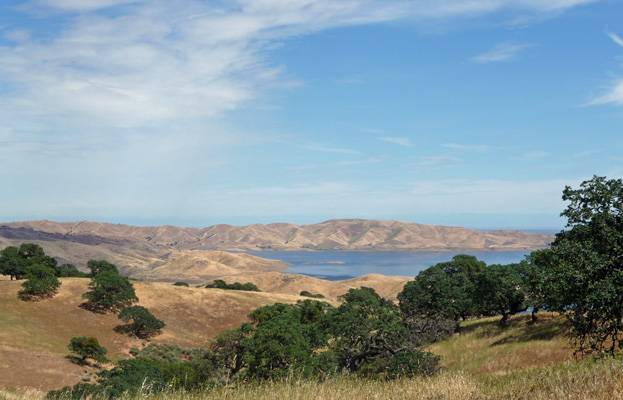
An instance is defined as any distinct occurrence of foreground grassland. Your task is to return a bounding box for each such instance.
[3,311,623,399]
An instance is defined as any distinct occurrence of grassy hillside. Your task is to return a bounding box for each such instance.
[0,277,303,391]
[3,276,622,399]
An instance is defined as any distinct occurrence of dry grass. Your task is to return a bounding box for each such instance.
[3,309,623,399]
[0,278,302,391]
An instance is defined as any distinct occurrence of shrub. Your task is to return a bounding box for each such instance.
[68,337,109,365]
[173,281,189,287]
[204,280,260,292]
[300,290,325,299]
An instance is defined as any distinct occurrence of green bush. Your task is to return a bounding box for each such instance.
[204,279,260,292]
[68,336,109,364]
[173,281,189,287]
[300,290,325,299]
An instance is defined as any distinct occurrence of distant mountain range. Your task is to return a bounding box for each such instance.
[1,219,553,252]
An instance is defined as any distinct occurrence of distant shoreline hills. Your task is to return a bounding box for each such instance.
[0,218,553,252]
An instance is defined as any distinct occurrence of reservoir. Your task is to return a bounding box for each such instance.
[246,250,532,281]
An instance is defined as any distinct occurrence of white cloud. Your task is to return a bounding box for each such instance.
[1,1,600,132]
[379,137,412,147]
[406,179,571,214]
[305,144,362,154]
[31,0,142,12]
[471,43,535,63]
[443,143,491,152]
[588,81,623,106]
[606,31,623,47]
[514,151,551,161]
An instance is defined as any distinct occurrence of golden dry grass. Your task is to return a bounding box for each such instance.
[3,305,623,400]
[0,278,302,391]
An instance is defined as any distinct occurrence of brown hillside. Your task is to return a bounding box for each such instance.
[0,229,288,282]
[0,278,303,392]
[216,272,412,302]
[2,219,553,252]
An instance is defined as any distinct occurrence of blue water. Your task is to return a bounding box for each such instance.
[246,251,531,281]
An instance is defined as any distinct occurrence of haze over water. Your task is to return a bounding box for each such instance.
[248,251,531,281]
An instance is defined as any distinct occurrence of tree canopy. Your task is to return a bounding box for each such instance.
[20,264,62,299]
[82,269,138,312]
[535,176,623,354]
[118,305,166,338]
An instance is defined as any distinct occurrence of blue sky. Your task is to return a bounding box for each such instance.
[1,0,622,230]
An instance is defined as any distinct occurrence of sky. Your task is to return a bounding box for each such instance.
[1,0,622,230]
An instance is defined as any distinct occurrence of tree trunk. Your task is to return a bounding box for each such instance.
[531,307,540,323]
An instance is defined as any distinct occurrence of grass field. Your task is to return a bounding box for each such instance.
[2,277,621,399]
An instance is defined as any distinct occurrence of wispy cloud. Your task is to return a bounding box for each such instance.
[443,143,491,152]
[606,31,623,47]
[511,151,551,161]
[305,145,361,155]
[588,81,623,106]
[471,43,535,63]
[378,137,412,147]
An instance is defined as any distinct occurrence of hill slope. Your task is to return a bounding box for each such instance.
[2,219,553,252]
[0,278,304,391]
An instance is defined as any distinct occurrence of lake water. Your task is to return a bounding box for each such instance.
[246,251,531,281]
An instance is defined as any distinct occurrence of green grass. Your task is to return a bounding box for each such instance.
[286,228,299,243]
[348,224,378,245]
[384,228,403,242]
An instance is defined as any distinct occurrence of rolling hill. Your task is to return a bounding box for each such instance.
[2,218,553,252]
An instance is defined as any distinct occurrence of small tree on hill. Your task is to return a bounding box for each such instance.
[118,306,165,338]
[68,336,109,365]
[82,270,138,312]
[19,264,61,299]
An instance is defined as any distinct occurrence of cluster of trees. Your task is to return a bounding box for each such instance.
[397,254,530,328]
[49,287,445,399]
[80,260,165,339]
[203,279,260,292]
[0,243,87,299]
[300,290,325,299]
[398,176,623,356]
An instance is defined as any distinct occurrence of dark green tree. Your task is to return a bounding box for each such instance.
[326,287,439,377]
[520,249,556,322]
[245,301,330,379]
[20,264,61,299]
[87,260,119,276]
[17,243,57,269]
[0,246,28,280]
[475,263,527,325]
[398,255,484,322]
[68,336,109,364]
[118,305,166,338]
[208,322,254,380]
[544,176,623,354]
[82,270,138,312]
[54,263,88,278]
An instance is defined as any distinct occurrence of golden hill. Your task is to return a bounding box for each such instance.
[0,278,305,391]
[216,272,412,302]
[0,272,411,391]
[2,219,553,252]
